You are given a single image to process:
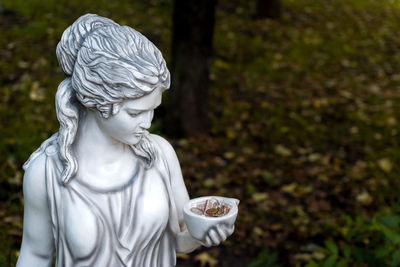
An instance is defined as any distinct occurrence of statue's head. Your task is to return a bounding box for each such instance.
[55,14,169,184]
[56,13,170,118]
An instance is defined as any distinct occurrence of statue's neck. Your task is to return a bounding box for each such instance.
[71,110,139,188]
[73,111,131,167]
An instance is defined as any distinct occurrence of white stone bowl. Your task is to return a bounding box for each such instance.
[183,196,239,241]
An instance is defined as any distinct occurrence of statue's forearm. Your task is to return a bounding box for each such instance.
[17,246,54,267]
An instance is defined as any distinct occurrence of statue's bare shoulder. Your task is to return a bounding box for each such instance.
[23,141,59,201]
[18,150,54,267]
[23,151,48,206]
[149,133,186,180]
[149,134,177,160]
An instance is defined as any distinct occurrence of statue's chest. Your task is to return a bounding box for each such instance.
[60,168,170,260]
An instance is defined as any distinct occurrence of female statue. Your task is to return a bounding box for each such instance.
[16,14,234,267]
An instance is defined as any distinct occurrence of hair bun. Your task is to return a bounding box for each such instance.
[56,14,118,76]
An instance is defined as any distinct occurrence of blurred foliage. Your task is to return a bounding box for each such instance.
[1,0,400,266]
[247,248,282,267]
[304,213,400,266]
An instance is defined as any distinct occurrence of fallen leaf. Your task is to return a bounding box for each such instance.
[275,145,292,156]
[294,253,312,261]
[223,151,235,159]
[356,191,373,205]
[387,117,397,126]
[269,224,283,231]
[253,226,264,236]
[176,253,189,260]
[252,192,268,202]
[378,158,392,173]
[312,251,326,260]
[29,81,45,101]
[281,183,297,193]
[308,153,321,162]
[194,252,218,267]
[203,178,215,188]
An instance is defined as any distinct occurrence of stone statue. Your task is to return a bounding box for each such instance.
[16,14,236,267]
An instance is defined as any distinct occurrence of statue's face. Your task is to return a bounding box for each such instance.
[94,87,162,145]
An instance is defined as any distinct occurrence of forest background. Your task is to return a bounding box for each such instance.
[1,0,400,266]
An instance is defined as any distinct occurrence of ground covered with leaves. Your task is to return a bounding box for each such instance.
[1,0,400,266]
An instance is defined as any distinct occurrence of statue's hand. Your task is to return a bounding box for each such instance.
[200,224,234,247]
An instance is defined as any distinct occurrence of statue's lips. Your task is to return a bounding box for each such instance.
[134,132,145,137]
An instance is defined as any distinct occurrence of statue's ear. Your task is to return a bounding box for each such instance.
[111,103,121,116]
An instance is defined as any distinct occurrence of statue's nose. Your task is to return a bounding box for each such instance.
[139,111,153,129]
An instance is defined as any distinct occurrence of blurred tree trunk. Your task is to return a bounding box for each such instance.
[165,0,217,137]
[255,0,281,19]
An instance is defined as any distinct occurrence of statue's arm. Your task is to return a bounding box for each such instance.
[17,153,55,267]
[150,134,201,253]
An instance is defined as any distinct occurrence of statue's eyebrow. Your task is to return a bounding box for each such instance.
[126,108,144,113]
[125,101,161,112]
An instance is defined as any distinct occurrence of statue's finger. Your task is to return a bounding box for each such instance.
[223,225,234,237]
[204,236,212,247]
[216,226,227,241]
[208,229,220,245]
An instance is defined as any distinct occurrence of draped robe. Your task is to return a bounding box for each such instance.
[24,134,181,267]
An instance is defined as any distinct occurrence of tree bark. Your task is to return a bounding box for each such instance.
[255,0,282,19]
[165,0,217,137]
